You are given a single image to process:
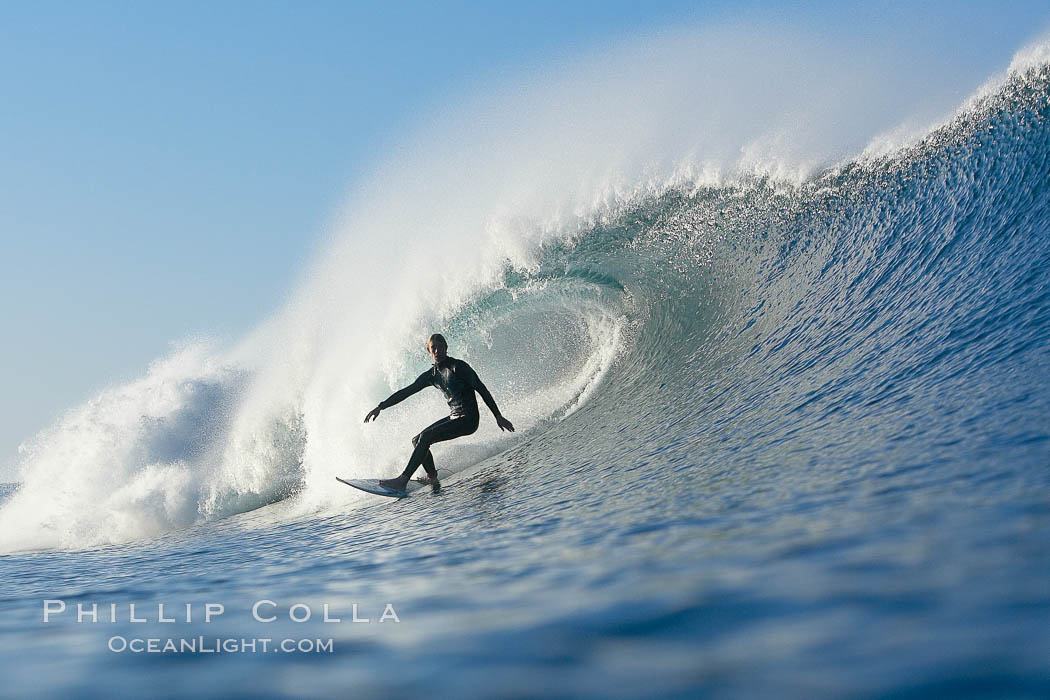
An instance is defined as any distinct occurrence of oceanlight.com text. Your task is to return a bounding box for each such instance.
[108,636,334,654]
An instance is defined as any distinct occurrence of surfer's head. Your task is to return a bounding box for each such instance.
[427,334,448,362]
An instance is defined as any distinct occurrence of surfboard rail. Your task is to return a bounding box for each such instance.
[336,469,449,498]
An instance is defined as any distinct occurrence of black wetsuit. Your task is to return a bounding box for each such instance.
[378,357,501,481]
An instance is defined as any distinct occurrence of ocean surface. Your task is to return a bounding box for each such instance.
[2,33,1050,700]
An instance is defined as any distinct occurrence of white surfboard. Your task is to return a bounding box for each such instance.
[336,470,449,498]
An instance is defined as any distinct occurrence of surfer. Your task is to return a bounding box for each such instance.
[364,334,515,491]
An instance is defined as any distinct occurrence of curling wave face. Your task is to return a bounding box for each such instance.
[2,31,1049,553]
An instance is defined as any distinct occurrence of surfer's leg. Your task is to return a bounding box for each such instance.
[379,417,452,489]
[409,429,439,481]
[419,447,438,482]
[404,417,453,481]
[383,415,479,488]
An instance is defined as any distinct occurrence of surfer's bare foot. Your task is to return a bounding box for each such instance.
[379,478,406,492]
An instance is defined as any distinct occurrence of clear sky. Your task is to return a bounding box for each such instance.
[2,0,1049,479]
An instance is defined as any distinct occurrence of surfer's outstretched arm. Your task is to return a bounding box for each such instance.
[469,367,515,432]
[364,372,430,422]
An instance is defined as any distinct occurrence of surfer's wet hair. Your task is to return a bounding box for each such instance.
[428,334,447,350]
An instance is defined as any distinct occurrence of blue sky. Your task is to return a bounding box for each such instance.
[2,0,1049,477]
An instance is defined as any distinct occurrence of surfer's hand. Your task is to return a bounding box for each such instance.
[364,406,381,423]
[496,415,515,432]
